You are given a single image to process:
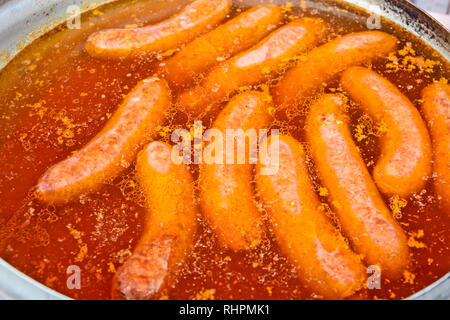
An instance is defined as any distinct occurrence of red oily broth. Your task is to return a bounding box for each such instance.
[0,0,448,300]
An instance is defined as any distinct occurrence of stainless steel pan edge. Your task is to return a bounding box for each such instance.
[0,0,116,70]
[0,258,68,300]
[0,0,448,300]
[345,0,449,60]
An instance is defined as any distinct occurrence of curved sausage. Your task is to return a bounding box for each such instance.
[37,78,171,204]
[421,83,450,211]
[255,134,366,299]
[199,91,273,251]
[305,94,409,279]
[341,67,432,197]
[113,141,198,300]
[159,5,283,90]
[272,31,398,108]
[86,0,232,60]
[176,18,327,118]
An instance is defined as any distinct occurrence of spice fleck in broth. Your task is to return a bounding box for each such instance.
[0,0,448,300]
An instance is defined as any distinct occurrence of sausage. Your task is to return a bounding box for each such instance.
[199,91,273,251]
[341,67,432,197]
[85,0,232,60]
[113,141,198,300]
[272,31,398,108]
[36,77,171,204]
[176,18,327,118]
[158,5,283,90]
[255,134,366,299]
[0,60,140,221]
[421,83,450,211]
[305,94,409,279]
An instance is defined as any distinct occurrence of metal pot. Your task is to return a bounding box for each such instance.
[0,0,448,300]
